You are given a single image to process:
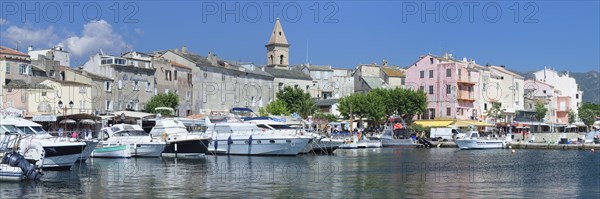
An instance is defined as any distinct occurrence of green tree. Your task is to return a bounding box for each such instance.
[276,86,311,113]
[313,112,339,122]
[486,102,505,122]
[144,92,179,116]
[338,92,368,121]
[257,107,269,117]
[568,109,576,124]
[400,89,427,123]
[297,98,317,119]
[370,88,394,117]
[365,90,386,125]
[534,102,548,122]
[578,103,600,125]
[265,99,290,116]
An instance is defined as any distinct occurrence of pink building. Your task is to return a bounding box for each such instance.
[405,54,480,120]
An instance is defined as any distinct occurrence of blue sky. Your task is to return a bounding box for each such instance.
[1,1,598,72]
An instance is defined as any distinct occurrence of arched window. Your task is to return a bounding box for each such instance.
[280,55,284,65]
[270,55,274,64]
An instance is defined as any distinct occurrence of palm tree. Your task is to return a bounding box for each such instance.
[298,98,318,119]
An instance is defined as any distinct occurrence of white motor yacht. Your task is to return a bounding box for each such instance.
[93,124,166,158]
[149,118,211,157]
[455,130,507,150]
[242,117,342,154]
[1,118,86,169]
[204,118,310,156]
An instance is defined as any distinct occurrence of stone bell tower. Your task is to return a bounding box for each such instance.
[265,18,289,69]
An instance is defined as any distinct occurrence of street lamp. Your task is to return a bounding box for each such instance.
[58,100,64,137]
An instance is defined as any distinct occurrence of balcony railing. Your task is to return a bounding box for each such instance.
[457,93,475,102]
[457,75,477,85]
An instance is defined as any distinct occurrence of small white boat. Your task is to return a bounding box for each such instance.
[0,134,44,181]
[91,144,131,158]
[0,164,24,181]
[365,140,382,148]
[337,137,358,149]
[455,131,506,150]
[99,124,166,157]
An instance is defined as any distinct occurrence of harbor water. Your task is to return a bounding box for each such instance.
[1,148,599,198]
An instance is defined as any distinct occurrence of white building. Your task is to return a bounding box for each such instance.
[28,46,70,67]
[533,67,583,123]
[479,65,525,123]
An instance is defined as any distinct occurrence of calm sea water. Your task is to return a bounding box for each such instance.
[1,148,599,198]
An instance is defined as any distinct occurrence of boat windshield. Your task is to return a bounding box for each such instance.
[31,126,48,134]
[113,130,148,137]
[1,125,21,134]
[17,127,36,135]
[268,124,294,130]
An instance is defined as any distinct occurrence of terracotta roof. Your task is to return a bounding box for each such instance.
[382,68,405,77]
[0,46,29,57]
[170,61,192,70]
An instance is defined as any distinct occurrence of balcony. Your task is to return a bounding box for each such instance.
[457,93,476,103]
[457,76,477,85]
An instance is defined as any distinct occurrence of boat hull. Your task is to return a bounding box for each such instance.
[42,144,86,169]
[338,142,358,149]
[0,164,23,181]
[133,143,166,157]
[91,145,131,158]
[161,139,210,157]
[77,141,99,162]
[208,138,310,156]
[307,140,343,154]
[381,139,420,148]
[455,139,506,150]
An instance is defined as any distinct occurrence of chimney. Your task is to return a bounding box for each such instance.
[500,65,505,68]
[182,45,188,54]
[174,49,179,53]
[27,45,33,52]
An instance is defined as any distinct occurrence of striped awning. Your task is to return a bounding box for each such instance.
[453,120,494,127]
[412,120,454,127]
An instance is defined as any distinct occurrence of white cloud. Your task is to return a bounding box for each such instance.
[1,25,58,47]
[60,20,129,57]
[134,28,144,35]
[0,18,7,25]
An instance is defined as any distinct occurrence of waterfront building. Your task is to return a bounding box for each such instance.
[533,67,583,124]
[81,53,156,114]
[405,54,480,120]
[155,47,275,114]
[28,46,70,67]
[478,65,525,123]
[38,79,93,115]
[521,79,556,123]
[380,66,406,88]
[295,64,354,99]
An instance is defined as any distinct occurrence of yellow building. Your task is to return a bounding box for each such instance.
[39,79,93,116]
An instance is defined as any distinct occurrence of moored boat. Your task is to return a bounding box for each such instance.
[455,131,506,150]
[98,124,166,157]
[150,118,210,157]
[205,118,310,156]
[91,144,131,158]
